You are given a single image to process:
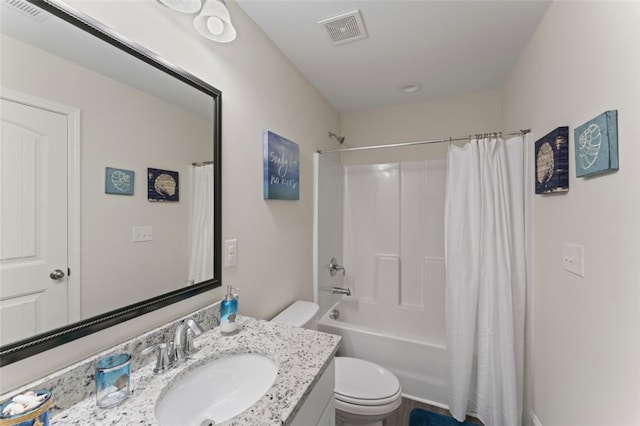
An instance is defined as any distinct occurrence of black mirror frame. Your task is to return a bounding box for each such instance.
[0,0,222,367]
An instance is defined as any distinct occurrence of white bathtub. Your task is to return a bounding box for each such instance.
[317,300,477,413]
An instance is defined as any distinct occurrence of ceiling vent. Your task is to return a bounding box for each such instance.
[318,10,367,46]
[1,0,49,23]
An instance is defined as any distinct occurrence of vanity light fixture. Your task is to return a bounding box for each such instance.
[193,0,236,43]
[157,0,202,14]
[157,0,237,43]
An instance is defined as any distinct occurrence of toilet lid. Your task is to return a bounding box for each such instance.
[334,357,401,403]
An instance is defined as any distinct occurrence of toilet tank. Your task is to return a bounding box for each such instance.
[271,301,319,328]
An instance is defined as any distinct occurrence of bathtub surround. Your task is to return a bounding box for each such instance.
[343,160,447,344]
[445,134,530,425]
[315,156,460,409]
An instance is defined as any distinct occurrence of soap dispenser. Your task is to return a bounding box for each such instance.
[220,285,239,334]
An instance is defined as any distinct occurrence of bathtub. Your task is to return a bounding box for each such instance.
[317,300,477,413]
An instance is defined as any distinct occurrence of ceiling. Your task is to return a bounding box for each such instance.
[235,0,552,113]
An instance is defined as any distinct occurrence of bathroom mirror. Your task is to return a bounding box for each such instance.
[0,0,221,365]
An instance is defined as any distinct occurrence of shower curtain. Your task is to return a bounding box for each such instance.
[445,135,528,425]
[188,163,214,283]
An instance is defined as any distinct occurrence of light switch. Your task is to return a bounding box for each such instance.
[225,239,238,267]
[133,226,153,242]
[563,243,584,277]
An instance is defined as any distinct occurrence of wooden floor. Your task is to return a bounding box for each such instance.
[384,398,483,426]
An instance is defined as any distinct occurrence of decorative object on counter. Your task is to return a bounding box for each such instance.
[574,110,618,177]
[147,168,179,202]
[95,354,131,408]
[263,130,300,200]
[104,167,134,195]
[0,390,51,426]
[535,126,570,194]
[220,285,239,335]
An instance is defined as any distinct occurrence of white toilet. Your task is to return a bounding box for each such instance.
[272,301,402,426]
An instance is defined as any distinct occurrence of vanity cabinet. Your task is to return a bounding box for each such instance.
[291,357,335,426]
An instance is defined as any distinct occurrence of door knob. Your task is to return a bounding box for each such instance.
[49,269,65,280]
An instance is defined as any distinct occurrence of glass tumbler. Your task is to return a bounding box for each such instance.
[95,354,131,408]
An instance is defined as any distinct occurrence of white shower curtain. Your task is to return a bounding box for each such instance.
[445,135,528,426]
[188,163,214,283]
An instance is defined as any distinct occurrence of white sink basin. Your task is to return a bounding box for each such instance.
[155,353,278,425]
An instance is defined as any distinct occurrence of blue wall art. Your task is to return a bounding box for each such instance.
[535,126,570,194]
[105,167,134,195]
[263,131,300,200]
[148,168,179,202]
[574,110,618,177]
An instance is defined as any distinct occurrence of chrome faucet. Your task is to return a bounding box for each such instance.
[172,318,204,363]
[329,258,346,276]
[142,342,173,374]
[141,318,203,374]
[331,287,351,296]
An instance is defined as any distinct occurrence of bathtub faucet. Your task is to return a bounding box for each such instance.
[331,287,351,296]
[329,258,346,276]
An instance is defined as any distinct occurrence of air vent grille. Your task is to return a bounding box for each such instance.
[318,10,367,46]
[2,0,48,22]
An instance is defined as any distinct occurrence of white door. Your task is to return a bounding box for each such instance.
[0,98,70,346]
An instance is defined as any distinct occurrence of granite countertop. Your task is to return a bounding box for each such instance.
[51,316,341,425]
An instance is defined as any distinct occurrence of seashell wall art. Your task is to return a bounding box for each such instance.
[574,110,619,177]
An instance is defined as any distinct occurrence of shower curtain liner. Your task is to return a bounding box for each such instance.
[445,134,529,426]
[188,163,214,283]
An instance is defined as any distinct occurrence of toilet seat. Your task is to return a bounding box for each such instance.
[334,392,402,417]
[334,357,401,406]
[335,388,402,406]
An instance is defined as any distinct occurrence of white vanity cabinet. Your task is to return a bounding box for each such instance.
[291,357,335,426]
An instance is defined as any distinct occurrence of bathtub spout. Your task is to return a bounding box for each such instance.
[331,287,351,296]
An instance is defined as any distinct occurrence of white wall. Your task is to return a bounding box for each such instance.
[339,89,502,164]
[0,0,339,392]
[501,2,640,425]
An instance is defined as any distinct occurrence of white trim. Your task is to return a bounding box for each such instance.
[1,87,81,322]
[312,153,320,304]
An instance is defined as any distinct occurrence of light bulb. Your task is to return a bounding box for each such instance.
[206,16,224,35]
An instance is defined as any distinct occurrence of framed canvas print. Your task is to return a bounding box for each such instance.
[574,110,618,177]
[263,130,300,200]
[535,126,569,194]
[105,167,134,195]
[147,168,179,202]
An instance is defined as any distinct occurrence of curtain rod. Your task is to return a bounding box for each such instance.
[192,161,214,166]
[317,129,530,154]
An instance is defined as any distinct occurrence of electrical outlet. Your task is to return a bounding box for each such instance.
[133,226,153,242]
